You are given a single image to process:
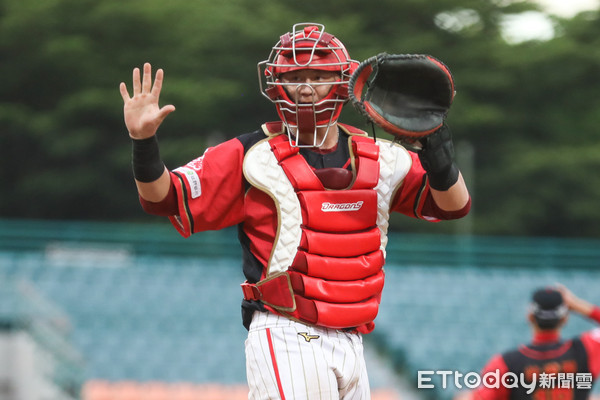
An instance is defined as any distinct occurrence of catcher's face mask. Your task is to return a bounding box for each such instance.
[258,22,358,147]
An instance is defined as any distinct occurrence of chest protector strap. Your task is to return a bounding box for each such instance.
[241,127,386,333]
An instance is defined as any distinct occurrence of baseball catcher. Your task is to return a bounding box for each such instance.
[120,22,471,399]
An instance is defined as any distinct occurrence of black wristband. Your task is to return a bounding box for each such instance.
[418,125,459,191]
[427,163,459,191]
[132,136,165,183]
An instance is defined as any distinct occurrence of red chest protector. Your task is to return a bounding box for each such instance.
[241,125,385,333]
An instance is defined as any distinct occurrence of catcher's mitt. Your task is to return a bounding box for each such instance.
[349,53,455,140]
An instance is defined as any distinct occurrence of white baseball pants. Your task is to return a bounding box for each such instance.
[245,311,371,399]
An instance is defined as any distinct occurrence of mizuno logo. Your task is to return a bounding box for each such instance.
[321,201,364,212]
[298,332,320,342]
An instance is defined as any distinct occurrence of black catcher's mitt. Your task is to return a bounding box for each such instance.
[349,53,455,140]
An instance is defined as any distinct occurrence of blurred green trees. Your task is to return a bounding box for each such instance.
[1,0,599,237]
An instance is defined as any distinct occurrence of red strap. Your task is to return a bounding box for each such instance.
[269,128,379,191]
[352,138,380,189]
[279,156,324,190]
[290,296,318,325]
[353,139,379,160]
[240,274,295,311]
[241,281,261,301]
[270,135,298,160]
[269,135,324,190]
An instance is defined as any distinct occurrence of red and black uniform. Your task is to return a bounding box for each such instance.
[474,308,600,400]
[140,123,469,331]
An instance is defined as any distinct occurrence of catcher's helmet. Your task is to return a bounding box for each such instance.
[258,23,358,147]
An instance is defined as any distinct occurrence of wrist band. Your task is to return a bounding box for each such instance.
[132,136,165,183]
[427,163,459,191]
[417,125,458,191]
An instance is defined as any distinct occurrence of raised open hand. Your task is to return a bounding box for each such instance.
[119,63,175,139]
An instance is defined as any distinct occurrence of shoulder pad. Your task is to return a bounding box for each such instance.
[262,121,286,136]
[339,123,368,136]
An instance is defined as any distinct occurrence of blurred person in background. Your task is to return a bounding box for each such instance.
[471,285,600,400]
[119,22,470,399]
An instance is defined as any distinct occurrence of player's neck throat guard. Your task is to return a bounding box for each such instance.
[258,22,358,148]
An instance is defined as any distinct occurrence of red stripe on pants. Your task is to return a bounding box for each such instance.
[266,328,286,400]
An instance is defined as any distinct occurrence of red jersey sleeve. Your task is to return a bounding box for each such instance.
[581,306,600,378]
[390,151,439,221]
[138,179,179,216]
[168,137,246,237]
[473,354,511,400]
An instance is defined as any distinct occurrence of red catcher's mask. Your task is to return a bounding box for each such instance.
[258,23,358,147]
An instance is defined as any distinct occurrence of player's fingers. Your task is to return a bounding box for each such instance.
[132,67,141,96]
[157,105,176,122]
[151,68,165,97]
[119,82,131,102]
[142,62,152,94]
